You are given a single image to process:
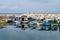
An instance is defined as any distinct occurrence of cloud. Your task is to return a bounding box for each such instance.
[0,0,60,13]
[0,6,18,10]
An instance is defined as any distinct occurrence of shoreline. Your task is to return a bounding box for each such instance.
[0,13,60,19]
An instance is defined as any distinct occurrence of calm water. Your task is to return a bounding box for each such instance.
[0,25,60,40]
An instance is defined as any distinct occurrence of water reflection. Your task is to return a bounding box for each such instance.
[15,23,60,31]
[0,24,60,40]
[0,28,60,40]
[0,23,60,31]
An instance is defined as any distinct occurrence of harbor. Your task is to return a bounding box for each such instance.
[0,0,60,40]
[0,14,60,40]
[0,14,60,31]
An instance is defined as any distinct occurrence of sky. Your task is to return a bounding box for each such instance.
[0,0,60,13]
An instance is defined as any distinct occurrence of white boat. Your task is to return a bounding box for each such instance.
[14,21,20,24]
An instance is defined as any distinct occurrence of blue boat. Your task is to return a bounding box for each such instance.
[15,17,21,21]
[43,20,52,30]
[10,18,15,21]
